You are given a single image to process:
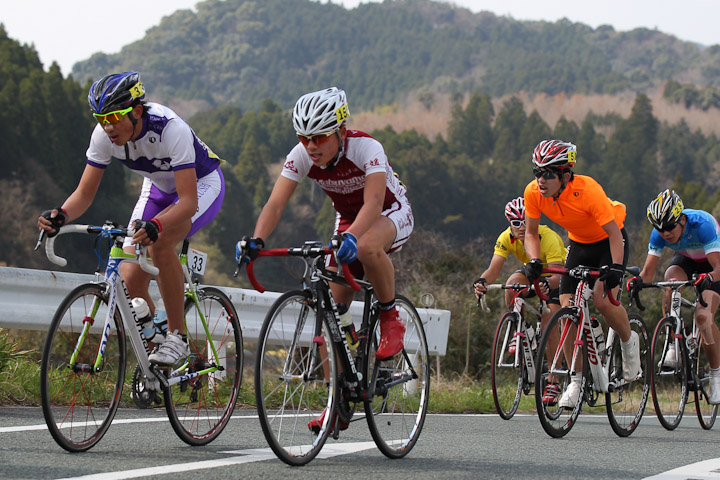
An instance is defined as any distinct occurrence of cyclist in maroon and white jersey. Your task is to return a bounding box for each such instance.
[237,88,413,374]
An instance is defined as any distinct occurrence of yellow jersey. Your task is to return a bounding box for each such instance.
[493,224,567,265]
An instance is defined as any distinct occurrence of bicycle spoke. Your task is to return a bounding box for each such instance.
[164,287,243,445]
[255,291,336,466]
[606,313,650,437]
[41,283,125,452]
[694,340,718,429]
[491,312,524,419]
[650,317,687,430]
[365,296,430,459]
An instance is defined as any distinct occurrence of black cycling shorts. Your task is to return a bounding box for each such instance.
[561,228,629,296]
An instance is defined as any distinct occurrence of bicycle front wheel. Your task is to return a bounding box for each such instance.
[365,295,430,459]
[534,306,583,438]
[40,282,126,452]
[606,313,650,437]
[164,286,243,446]
[650,317,687,430]
[255,290,337,466]
[491,312,523,420]
[694,339,718,429]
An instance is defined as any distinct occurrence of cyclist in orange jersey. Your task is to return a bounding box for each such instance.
[522,139,641,409]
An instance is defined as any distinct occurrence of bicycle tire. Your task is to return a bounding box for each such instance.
[534,306,584,438]
[606,313,650,437]
[491,312,524,419]
[693,339,718,429]
[40,282,126,452]
[650,317,687,430]
[255,290,337,466]
[164,286,243,445]
[365,295,430,459]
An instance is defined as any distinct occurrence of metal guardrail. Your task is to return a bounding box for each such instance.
[0,267,450,356]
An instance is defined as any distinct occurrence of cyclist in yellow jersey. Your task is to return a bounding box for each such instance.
[522,139,641,409]
[474,197,567,404]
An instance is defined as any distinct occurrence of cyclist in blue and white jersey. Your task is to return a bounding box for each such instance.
[628,189,720,403]
[37,71,225,366]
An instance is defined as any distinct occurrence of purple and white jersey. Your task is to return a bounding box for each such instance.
[280,130,408,220]
[86,102,221,194]
[648,209,720,261]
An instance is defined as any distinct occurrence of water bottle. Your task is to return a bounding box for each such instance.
[132,297,154,336]
[524,321,536,350]
[685,325,697,355]
[590,317,605,358]
[149,298,167,343]
[338,303,359,350]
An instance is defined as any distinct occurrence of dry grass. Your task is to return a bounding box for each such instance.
[351,86,720,140]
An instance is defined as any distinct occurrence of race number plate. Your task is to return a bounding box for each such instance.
[188,248,208,275]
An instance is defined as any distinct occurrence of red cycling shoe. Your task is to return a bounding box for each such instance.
[376,309,405,360]
[307,408,349,434]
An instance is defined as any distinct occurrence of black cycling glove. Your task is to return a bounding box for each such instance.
[599,263,624,290]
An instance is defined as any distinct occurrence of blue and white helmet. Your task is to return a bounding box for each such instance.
[292,87,349,136]
[88,71,145,114]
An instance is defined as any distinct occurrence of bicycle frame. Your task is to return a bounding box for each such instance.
[247,243,421,401]
[659,282,697,367]
[547,268,618,394]
[46,225,223,392]
[482,284,547,382]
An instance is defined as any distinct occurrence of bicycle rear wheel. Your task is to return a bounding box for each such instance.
[255,290,337,466]
[491,312,524,419]
[693,339,718,429]
[365,295,430,459]
[650,317,687,430]
[606,313,650,436]
[164,286,243,445]
[534,307,583,438]
[40,283,126,452]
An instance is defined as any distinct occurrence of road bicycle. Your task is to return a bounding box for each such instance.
[242,241,430,466]
[39,222,243,452]
[479,282,549,419]
[534,265,650,437]
[630,278,718,430]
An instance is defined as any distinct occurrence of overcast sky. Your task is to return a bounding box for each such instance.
[2,0,718,76]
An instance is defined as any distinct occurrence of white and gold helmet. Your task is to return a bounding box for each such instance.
[292,87,349,136]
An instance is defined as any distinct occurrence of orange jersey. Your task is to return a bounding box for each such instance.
[524,175,626,244]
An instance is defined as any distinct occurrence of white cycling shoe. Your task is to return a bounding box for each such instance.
[662,343,677,369]
[149,330,189,365]
[621,331,642,380]
[558,376,582,409]
[709,368,720,405]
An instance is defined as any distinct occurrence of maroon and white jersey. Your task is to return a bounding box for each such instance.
[281,130,408,220]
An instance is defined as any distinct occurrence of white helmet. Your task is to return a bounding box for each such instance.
[292,87,349,136]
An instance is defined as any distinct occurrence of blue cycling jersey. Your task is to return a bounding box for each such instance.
[648,209,720,261]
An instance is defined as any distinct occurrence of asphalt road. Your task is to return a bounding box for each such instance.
[1,406,719,479]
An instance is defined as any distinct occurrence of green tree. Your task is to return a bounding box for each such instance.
[599,94,658,222]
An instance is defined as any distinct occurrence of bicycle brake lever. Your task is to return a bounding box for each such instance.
[33,230,45,251]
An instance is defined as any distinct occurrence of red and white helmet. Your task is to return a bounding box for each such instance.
[504,197,525,222]
[531,140,577,168]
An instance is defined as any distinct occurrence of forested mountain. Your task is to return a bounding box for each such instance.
[70,0,720,115]
[4,0,720,378]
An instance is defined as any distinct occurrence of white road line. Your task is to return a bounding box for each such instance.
[58,442,378,480]
[643,459,720,480]
[0,414,259,433]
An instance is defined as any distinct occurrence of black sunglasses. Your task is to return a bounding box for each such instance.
[533,167,560,180]
[656,222,678,233]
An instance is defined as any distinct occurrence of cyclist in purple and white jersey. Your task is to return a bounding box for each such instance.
[38,71,225,366]
[628,189,720,403]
